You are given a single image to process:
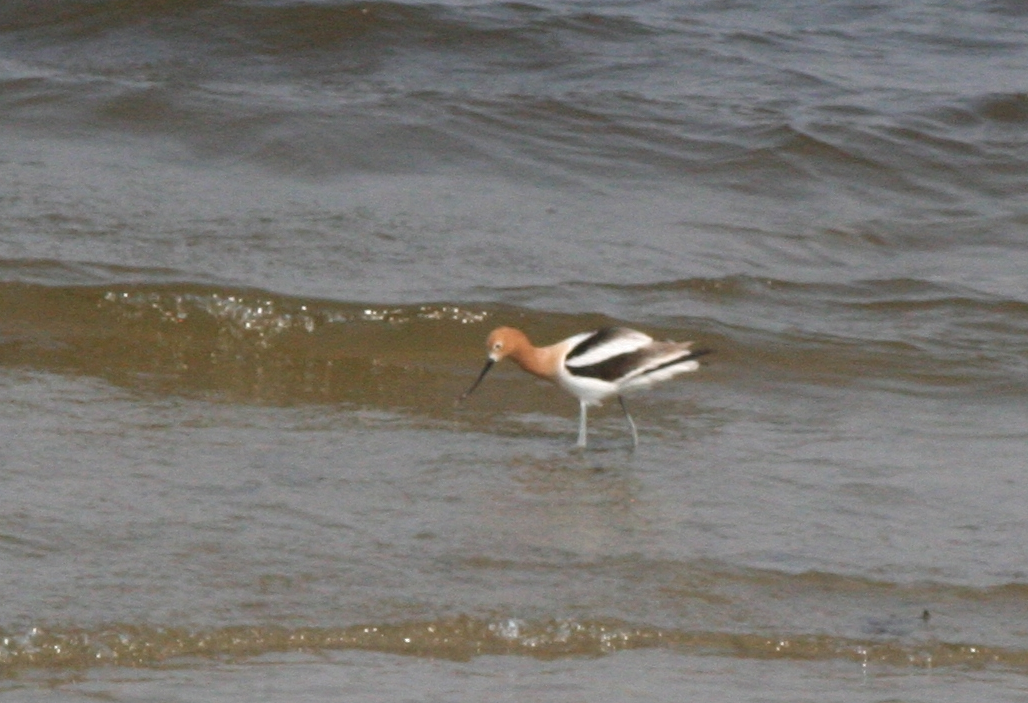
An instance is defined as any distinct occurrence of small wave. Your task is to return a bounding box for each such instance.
[1,279,1024,405]
[0,616,1020,673]
[0,281,494,406]
[0,1,659,58]
[971,92,1028,124]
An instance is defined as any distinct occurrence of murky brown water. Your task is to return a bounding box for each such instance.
[2,0,1027,699]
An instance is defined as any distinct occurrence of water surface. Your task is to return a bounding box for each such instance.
[1,0,1027,700]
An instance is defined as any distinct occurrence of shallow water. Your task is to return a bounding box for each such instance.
[1,0,1028,700]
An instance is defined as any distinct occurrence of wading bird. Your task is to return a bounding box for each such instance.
[460,326,709,448]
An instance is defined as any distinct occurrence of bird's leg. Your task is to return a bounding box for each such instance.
[577,400,589,448]
[618,395,639,449]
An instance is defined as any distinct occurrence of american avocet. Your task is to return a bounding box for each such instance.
[460,326,710,448]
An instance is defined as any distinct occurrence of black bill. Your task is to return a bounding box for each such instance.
[458,358,495,401]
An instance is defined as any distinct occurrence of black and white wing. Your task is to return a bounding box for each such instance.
[564,327,707,387]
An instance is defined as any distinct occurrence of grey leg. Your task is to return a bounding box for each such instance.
[577,400,589,447]
[619,395,638,449]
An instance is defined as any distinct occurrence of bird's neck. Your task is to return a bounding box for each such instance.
[509,343,560,381]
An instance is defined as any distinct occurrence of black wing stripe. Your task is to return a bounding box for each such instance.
[565,327,629,363]
[567,351,644,383]
[568,348,709,383]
